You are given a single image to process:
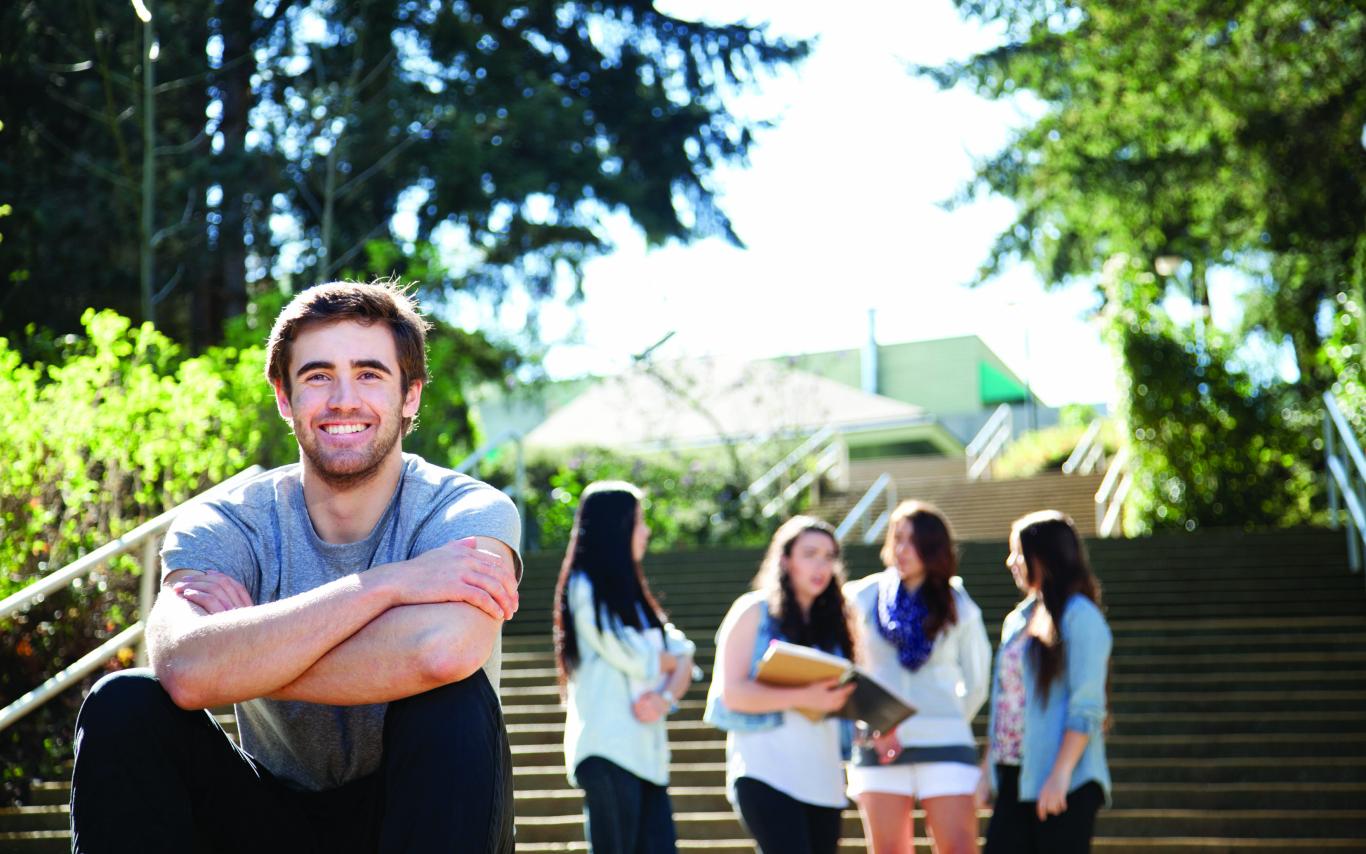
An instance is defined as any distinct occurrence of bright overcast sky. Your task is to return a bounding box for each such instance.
[461,0,1121,407]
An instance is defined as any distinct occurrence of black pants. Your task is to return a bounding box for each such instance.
[575,756,678,854]
[732,776,842,854]
[69,667,514,854]
[984,764,1103,854]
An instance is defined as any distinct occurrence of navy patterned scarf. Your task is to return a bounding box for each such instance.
[875,570,934,672]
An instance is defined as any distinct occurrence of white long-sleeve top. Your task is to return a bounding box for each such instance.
[846,570,992,748]
[563,571,694,787]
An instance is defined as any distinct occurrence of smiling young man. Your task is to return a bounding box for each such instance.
[69,281,522,853]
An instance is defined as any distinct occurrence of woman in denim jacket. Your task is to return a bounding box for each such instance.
[704,516,858,854]
[978,510,1112,853]
[553,482,696,854]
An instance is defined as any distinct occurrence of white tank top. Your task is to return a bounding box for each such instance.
[726,710,848,808]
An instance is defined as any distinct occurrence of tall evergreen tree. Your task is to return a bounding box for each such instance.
[0,1,807,349]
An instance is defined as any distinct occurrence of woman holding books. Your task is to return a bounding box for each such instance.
[845,500,993,854]
[553,481,696,854]
[704,515,859,854]
[977,511,1111,853]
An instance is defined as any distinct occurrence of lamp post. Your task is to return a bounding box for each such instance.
[1005,298,1037,432]
[133,0,156,326]
[1023,319,1036,431]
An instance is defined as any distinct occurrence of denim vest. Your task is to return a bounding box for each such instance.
[704,600,855,757]
[704,602,785,732]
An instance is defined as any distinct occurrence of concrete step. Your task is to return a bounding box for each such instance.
[514,809,1366,843]
[506,710,1366,746]
[509,732,1366,767]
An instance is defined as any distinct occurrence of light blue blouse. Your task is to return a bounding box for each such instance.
[987,593,1113,804]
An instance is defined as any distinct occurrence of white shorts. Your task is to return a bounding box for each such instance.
[847,761,981,801]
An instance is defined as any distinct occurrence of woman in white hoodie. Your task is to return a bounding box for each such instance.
[845,500,992,854]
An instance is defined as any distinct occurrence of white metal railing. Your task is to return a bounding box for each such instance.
[456,429,527,549]
[760,443,844,519]
[1094,447,1132,538]
[835,472,897,545]
[966,404,1013,481]
[1323,391,1366,573]
[1062,419,1108,475]
[740,426,847,519]
[0,465,264,734]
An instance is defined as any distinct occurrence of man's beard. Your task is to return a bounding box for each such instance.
[295,416,403,490]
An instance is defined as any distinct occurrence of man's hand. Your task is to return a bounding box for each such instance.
[172,570,252,615]
[632,691,671,723]
[387,536,519,621]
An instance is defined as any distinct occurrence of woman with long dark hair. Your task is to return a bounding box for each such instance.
[845,500,992,854]
[704,516,859,854]
[553,482,695,854]
[978,510,1111,853]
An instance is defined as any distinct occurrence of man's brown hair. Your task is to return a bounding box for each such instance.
[265,280,432,434]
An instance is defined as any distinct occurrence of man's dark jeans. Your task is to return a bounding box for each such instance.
[69,668,513,854]
[574,756,677,854]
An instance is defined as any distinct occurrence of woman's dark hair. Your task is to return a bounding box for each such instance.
[880,500,959,641]
[1013,510,1104,698]
[751,516,856,659]
[553,481,668,691]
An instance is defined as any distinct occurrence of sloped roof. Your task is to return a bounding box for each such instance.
[524,356,931,451]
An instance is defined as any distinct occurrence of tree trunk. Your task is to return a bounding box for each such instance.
[214,0,254,338]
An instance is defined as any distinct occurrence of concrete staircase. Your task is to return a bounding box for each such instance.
[813,458,1106,540]
[4,529,1366,851]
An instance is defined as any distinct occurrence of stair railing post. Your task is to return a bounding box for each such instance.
[136,535,159,667]
[1355,479,1366,574]
[514,434,528,554]
[1325,414,1340,531]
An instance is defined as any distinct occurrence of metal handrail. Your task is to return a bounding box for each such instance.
[741,426,836,504]
[0,465,264,733]
[456,429,528,551]
[0,466,264,623]
[1323,391,1366,572]
[835,472,897,545]
[966,404,1013,481]
[1062,419,1106,475]
[759,442,843,519]
[1094,447,1132,537]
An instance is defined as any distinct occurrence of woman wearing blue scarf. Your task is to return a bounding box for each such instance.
[845,501,992,854]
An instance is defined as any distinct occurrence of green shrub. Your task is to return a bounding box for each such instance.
[993,420,1121,480]
[0,310,277,803]
[476,445,784,555]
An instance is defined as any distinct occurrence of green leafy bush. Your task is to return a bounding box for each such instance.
[0,310,277,803]
[993,420,1121,480]
[1103,258,1320,534]
[477,446,782,555]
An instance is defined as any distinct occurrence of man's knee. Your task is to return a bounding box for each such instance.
[387,669,500,732]
[77,668,178,742]
[383,670,508,777]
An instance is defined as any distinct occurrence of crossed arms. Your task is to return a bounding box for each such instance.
[146,536,518,710]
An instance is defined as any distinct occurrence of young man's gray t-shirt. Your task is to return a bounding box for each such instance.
[159,453,521,792]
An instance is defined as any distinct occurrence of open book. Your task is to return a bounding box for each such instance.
[754,640,916,734]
